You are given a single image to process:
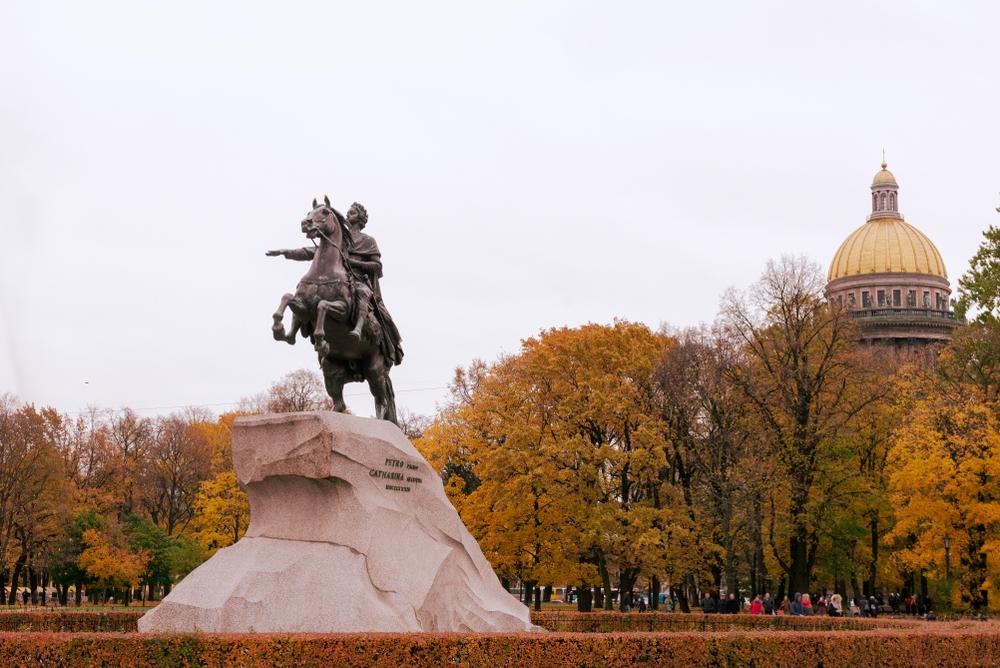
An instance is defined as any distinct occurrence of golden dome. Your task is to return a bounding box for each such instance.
[872,162,897,186]
[828,216,947,281]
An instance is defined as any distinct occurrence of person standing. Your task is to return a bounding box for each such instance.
[762,593,774,615]
[749,596,763,615]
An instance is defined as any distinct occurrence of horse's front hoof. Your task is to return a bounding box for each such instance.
[272,325,286,341]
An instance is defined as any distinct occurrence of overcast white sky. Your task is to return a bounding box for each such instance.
[1,1,998,419]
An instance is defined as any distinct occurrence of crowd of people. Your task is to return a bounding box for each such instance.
[697,591,935,617]
[569,587,938,618]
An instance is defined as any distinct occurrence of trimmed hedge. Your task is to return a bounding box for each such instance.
[0,611,141,633]
[0,610,925,633]
[531,611,921,632]
[1,629,999,667]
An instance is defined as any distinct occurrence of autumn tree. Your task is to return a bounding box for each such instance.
[419,322,683,611]
[0,397,72,603]
[721,256,880,596]
[420,353,594,611]
[192,471,249,553]
[957,224,1000,325]
[105,408,153,518]
[141,414,212,536]
[241,369,332,414]
[653,326,758,603]
[887,371,1000,611]
[78,526,150,605]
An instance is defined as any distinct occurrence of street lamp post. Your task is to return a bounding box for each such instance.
[943,533,952,580]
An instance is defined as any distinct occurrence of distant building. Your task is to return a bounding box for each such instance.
[826,161,959,351]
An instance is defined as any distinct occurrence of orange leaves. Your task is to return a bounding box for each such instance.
[78,528,150,589]
[417,322,675,589]
[3,625,1000,667]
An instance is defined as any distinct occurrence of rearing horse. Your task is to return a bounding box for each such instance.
[269,197,398,424]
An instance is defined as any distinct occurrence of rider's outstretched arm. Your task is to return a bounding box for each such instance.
[266,247,316,261]
[284,247,316,261]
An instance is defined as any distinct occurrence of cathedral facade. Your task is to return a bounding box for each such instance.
[826,162,959,350]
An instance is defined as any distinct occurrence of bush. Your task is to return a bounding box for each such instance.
[0,629,999,667]
[0,612,140,632]
[530,611,920,632]
[0,609,928,634]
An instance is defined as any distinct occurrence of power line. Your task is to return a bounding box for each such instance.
[58,385,449,416]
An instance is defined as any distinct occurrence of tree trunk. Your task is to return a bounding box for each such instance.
[7,551,25,605]
[542,584,552,603]
[789,533,810,595]
[650,576,661,611]
[577,584,593,612]
[670,575,697,612]
[710,563,722,596]
[619,568,640,612]
[675,578,692,613]
[74,580,83,607]
[866,514,879,596]
[522,580,536,606]
[752,497,768,597]
[594,585,605,609]
[28,567,38,605]
[598,560,613,610]
[533,586,541,612]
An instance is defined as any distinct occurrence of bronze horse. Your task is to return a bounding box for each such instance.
[269,197,397,424]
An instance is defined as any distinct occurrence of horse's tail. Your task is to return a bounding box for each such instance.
[383,375,398,426]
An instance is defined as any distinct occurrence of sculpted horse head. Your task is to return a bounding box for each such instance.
[302,195,353,252]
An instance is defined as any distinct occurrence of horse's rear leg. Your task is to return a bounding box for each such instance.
[320,359,349,413]
[364,356,398,425]
[272,293,298,344]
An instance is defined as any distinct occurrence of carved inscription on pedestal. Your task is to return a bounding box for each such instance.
[369,457,424,492]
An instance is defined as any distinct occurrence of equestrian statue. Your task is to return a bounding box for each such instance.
[267,197,403,424]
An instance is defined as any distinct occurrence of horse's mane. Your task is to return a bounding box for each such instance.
[331,208,354,251]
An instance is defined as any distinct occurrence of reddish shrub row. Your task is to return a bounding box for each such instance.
[0,611,140,633]
[0,609,923,634]
[0,629,999,667]
[531,611,920,632]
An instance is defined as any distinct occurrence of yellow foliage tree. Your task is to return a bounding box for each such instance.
[887,373,1000,612]
[192,470,250,553]
[418,322,703,611]
[78,528,150,597]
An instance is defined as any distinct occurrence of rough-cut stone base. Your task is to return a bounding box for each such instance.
[138,412,536,633]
